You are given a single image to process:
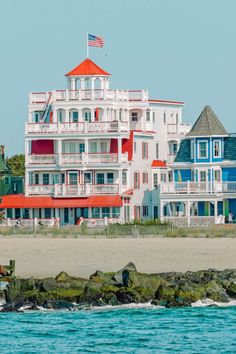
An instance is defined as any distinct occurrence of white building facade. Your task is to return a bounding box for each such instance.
[1,58,191,227]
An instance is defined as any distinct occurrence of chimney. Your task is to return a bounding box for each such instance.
[0,145,5,161]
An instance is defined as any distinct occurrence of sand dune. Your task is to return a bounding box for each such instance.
[0,237,235,278]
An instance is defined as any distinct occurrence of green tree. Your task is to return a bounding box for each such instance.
[6,154,25,177]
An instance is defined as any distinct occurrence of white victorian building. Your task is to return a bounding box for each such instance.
[0,58,191,227]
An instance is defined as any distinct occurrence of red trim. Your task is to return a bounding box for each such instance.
[0,195,122,208]
[149,99,184,105]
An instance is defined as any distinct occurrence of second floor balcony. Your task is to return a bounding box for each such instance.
[159,181,236,195]
[25,120,129,135]
[27,152,129,166]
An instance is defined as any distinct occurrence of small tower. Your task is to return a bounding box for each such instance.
[65,58,111,91]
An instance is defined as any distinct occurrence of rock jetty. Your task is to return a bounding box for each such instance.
[1,262,236,311]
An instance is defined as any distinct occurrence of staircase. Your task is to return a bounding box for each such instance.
[40,92,52,123]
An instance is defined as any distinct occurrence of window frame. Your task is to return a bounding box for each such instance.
[198,140,208,159]
[213,140,221,158]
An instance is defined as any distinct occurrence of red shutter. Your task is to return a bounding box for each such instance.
[142,173,144,184]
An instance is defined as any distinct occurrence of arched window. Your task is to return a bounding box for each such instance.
[82,108,91,122]
[69,109,79,123]
[94,78,101,89]
[85,78,91,89]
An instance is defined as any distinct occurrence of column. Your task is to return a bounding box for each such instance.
[58,140,62,165]
[214,200,218,223]
[186,201,191,226]
[118,138,122,163]
[65,110,70,123]
[25,139,30,165]
[118,169,122,194]
[90,108,95,122]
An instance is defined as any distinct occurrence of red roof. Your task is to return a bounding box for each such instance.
[0,195,122,208]
[149,99,184,105]
[151,160,167,168]
[65,58,110,76]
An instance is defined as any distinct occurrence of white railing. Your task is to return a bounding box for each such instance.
[30,89,149,104]
[83,217,122,227]
[162,216,218,227]
[87,153,118,164]
[28,154,57,165]
[159,181,236,194]
[167,123,192,135]
[0,218,55,228]
[28,185,55,195]
[61,154,82,165]
[25,121,129,134]
[28,184,120,197]
[92,184,119,194]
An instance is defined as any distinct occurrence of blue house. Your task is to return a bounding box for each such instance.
[158,105,236,226]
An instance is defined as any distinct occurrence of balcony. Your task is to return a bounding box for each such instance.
[27,153,128,167]
[25,121,129,135]
[167,123,191,136]
[27,154,57,165]
[29,89,149,104]
[159,181,236,194]
[28,183,120,197]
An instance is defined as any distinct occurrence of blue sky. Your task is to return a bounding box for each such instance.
[1,0,236,155]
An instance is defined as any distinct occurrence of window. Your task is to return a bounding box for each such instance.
[134,172,140,189]
[176,113,179,124]
[153,206,158,219]
[200,171,207,182]
[171,143,178,155]
[15,208,21,219]
[45,208,51,219]
[69,172,78,185]
[84,173,91,184]
[163,112,166,124]
[96,173,104,184]
[122,172,127,185]
[142,142,148,159]
[102,207,110,218]
[35,174,39,185]
[72,111,78,123]
[214,140,221,158]
[52,175,59,185]
[142,205,149,217]
[61,173,65,184]
[101,142,107,153]
[90,142,97,153]
[156,143,159,159]
[152,112,155,122]
[143,172,148,184]
[214,170,221,182]
[107,173,114,184]
[198,141,208,159]
[92,207,100,218]
[134,142,137,153]
[43,174,50,185]
[84,111,91,122]
[161,173,167,182]
[7,209,12,218]
[112,207,120,218]
[146,110,150,122]
[153,173,158,189]
[131,112,138,121]
[79,143,85,153]
[23,208,29,219]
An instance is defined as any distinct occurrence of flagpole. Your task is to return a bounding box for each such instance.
[87,32,89,58]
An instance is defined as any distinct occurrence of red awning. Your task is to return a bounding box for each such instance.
[0,195,122,208]
[151,160,167,168]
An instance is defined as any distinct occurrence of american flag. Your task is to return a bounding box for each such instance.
[88,34,104,48]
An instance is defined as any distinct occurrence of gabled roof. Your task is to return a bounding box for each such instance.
[187,105,228,137]
[174,139,191,163]
[65,58,110,77]
[151,160,167,168]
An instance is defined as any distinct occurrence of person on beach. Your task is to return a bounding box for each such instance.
[228,211,233,223]
[15,218,21,227]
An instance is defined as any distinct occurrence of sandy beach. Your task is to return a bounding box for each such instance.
[0,237,235,278]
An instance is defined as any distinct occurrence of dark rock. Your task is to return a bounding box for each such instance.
[116,287,142,304]
[41,278,58,292]
[226,282,236,298]
[113,262,137,284]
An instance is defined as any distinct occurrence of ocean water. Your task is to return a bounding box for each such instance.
[0,304,236,353]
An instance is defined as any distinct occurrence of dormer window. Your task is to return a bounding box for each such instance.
[213,140,221,158]
[198,141,208,159]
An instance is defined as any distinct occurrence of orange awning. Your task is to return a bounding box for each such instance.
[0,195,122,208]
